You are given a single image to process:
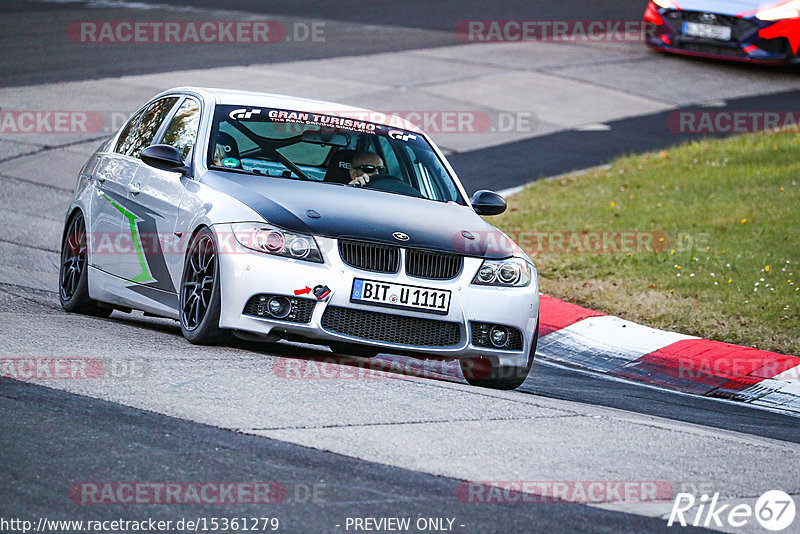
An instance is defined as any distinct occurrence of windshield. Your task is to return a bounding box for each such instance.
[207,105,465,204]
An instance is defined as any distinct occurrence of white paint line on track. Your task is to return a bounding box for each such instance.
[576,122,611,131]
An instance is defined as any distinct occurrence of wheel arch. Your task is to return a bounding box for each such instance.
[182,222,214,258]
[61,207,85,244]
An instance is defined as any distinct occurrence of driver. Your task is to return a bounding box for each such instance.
[348,151,385,186]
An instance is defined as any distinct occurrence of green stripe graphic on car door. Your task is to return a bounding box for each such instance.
[104,195,156,284]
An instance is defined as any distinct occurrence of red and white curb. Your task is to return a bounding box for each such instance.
[537,295,800,416]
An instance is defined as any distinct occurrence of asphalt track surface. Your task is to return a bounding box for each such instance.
[1,0,648,87]
[453,87,800,192]
[5,0,800,192]
[131,0,650,32]
[0,378,709,534]
[1,1,800,533]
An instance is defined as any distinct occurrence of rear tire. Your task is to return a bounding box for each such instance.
[59,211,113,318]
[461,318,539,390]
[179,227,229,345]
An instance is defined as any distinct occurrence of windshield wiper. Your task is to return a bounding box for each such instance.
[210,165,312,181]
[208,165,267,176]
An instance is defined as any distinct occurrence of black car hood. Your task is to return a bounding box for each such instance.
[201,171,513,259]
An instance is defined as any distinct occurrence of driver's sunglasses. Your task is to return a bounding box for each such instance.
[354,164,385,174]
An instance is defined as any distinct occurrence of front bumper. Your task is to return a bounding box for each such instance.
[214,225,539,368]
[644,3,800,65]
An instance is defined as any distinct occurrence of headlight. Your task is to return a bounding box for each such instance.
[757,0,800,20]
[472,257,532,287]
[232,222,323,263]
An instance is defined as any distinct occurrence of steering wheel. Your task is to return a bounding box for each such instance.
[364,174,424,198]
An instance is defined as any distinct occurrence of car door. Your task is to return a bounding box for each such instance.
[87,107,146,277]
[119,95,201,294]
[108,96,180,288]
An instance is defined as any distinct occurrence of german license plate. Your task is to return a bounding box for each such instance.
[683,22,731,41]
[351,279,450,315]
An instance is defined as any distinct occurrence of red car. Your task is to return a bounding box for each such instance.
[644,0,800,64]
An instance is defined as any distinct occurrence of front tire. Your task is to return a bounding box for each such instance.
[460,319,539,390]
[180,227,229,345]
[59,211,112,317]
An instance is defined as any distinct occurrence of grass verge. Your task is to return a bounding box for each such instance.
[494,130,799,355]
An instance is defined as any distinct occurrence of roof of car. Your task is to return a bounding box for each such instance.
[159,86,422,133]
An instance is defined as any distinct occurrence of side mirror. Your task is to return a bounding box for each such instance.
[470,190,507,216]
[141,144,190,175]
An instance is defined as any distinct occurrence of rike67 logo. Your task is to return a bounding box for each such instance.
[668,490,796,531]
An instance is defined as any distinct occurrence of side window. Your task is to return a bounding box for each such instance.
[115,109,144,155]
[159,97,201,160]
[125,97,179,159]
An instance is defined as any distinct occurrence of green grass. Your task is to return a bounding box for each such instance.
[495,130,800,355]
